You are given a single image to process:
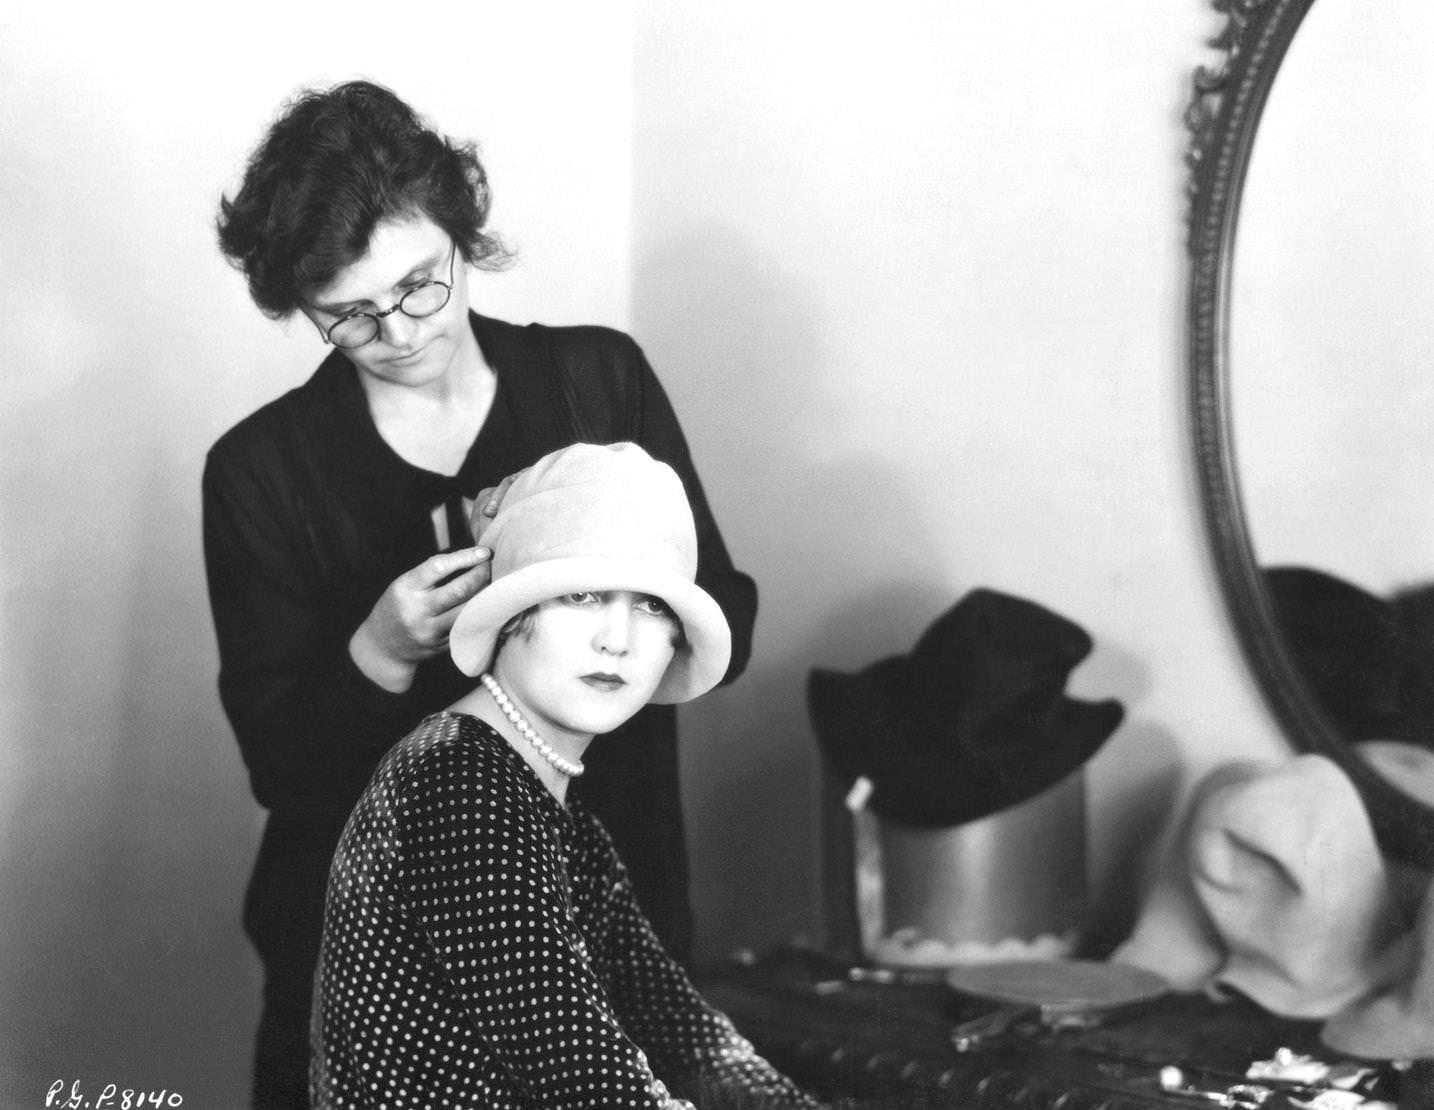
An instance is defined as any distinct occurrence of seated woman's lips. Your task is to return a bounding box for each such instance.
[581,673,626,691]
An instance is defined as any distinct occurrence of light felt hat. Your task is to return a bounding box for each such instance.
[449,442,730,703]
[1321,875,1430,1060]
[1319,739,1434,1059]
[1112,754,1406,1019]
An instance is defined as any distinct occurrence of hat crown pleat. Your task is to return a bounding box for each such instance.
[486,450,697,581]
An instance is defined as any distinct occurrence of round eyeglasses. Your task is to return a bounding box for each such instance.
[314,242,458,350]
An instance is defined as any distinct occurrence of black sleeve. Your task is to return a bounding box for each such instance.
[201,438,424,812]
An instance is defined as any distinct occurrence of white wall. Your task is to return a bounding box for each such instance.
[630,0,1288,962]
[0,3,633,1105]
[2,0,1313,1105]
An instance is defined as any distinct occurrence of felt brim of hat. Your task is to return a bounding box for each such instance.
[450,555,730,704]
[1324,993,1434,1061]
[1320,932,1429,1060]
[807,665,1123,828]
[1108,762,1272,991]
[1357,739,1434,807]
[1323,858,1431,1060]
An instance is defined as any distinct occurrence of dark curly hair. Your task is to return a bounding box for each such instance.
[217,80,512,317]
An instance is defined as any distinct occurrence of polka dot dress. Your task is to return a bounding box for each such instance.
[311,712,820,1109]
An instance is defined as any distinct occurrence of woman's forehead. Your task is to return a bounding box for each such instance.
[311,215,448,305]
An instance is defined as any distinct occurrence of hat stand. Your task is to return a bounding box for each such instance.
[852,770,1088,968]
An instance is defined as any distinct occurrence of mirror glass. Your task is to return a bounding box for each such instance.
[1230,0,1434,803]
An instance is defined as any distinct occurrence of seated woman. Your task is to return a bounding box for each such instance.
[311,442,819,1109]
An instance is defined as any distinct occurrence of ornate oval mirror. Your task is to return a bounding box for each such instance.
[1187,0,1434,866]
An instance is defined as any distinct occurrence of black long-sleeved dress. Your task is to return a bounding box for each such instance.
[202,312,757,1104]
[312,712,816,1109]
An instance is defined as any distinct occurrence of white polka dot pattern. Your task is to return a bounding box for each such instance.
[311,712,820,1109]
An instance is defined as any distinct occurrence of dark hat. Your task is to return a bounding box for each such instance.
[1263,566,1406,741]
[808,588,1124,828]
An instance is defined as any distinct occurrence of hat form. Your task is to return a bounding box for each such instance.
[808,589,1124,828]
[449,442,730,704]
[1112,755,1407,1020]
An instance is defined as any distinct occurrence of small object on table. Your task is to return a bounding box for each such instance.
[944,958,1168,1052]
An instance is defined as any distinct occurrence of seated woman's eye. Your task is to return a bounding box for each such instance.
[562,591,600,606]
[635,595,675,619]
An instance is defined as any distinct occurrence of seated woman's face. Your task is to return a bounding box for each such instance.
[495,590,682,737]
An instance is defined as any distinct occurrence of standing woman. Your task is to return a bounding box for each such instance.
[204,80,756,1110]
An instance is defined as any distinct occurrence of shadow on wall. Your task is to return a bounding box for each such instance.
[1060,630,1186,953]
[693,566,960,959]
[633,228,969,959]
[1,380,260,1106]
[633,224,1182,964]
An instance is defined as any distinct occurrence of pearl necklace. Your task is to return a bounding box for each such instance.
[479,673,585,778]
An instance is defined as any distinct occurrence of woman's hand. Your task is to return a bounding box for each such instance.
[349,546,493,692]
[468,469,526,544]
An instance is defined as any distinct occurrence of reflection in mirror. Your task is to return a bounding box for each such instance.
[1187,0,1434,866]
[1231,0,1434,806]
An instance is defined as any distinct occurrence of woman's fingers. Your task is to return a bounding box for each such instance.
[408,545,491,591]
[373,547,492,660]
[468,469,527,542]
[485,471,523,515]
[429,558,493,623]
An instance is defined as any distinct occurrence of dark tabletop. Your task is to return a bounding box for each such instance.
[698,947,1426,1110]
